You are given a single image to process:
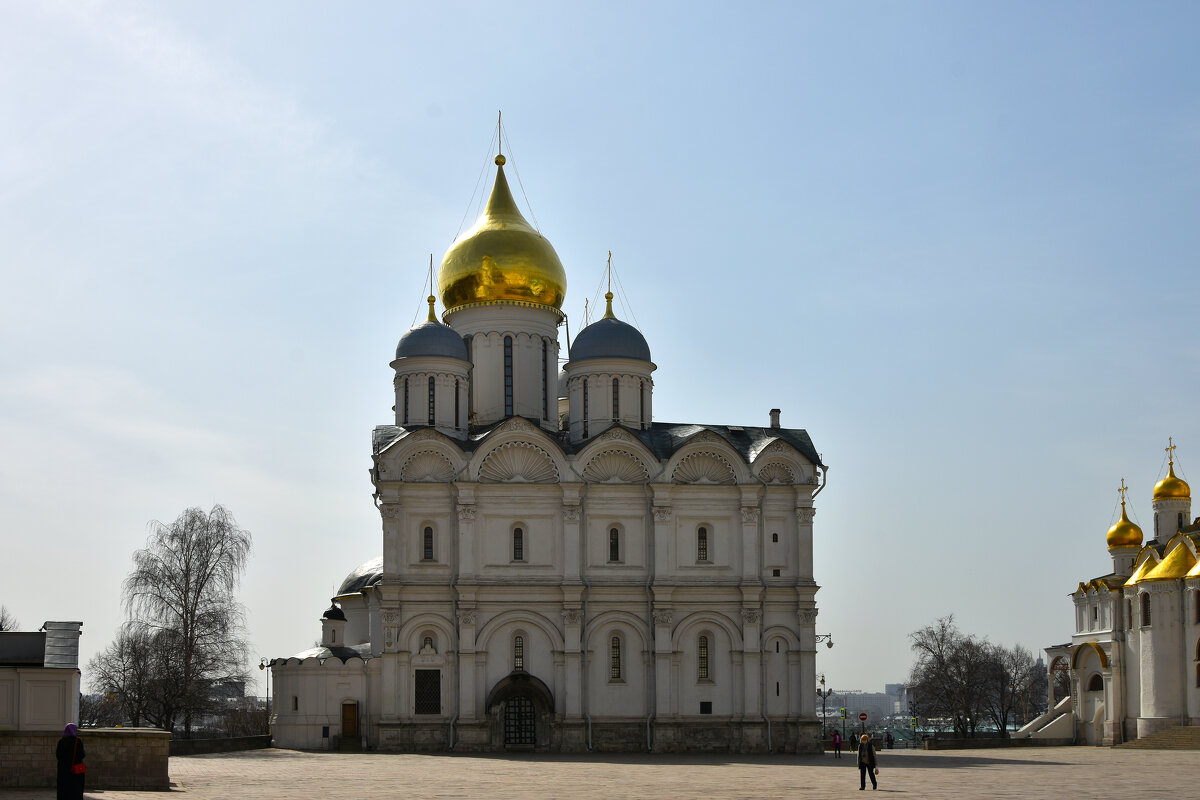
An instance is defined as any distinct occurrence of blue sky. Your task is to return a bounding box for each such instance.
[1,1,1197,695]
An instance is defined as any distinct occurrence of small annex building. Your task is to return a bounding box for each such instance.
[267,149,829,753]
[1024,442,1200,745]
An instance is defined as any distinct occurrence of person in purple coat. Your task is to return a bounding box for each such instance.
[55,723,85,800]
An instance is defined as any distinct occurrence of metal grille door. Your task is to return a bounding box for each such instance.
[504,695,536,746]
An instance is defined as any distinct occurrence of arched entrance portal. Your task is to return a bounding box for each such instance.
[486,670,555,751]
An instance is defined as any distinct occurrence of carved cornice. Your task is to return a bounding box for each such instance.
[562,609,584,625]
[457,609,477,625]
[741,507,760,524]
[457,504,476,521]
[382,610,399,624]
[652,506,672,523]
[796,507,816,524]
[652,610,674,625]
[379,504,404,520]
[563,505,580,523]
[741,609,761,624]
[797,608,818,625]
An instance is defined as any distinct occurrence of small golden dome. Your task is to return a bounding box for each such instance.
[438,160,566,312]
[1153,462,1190,500]
[1107,501,1143,549]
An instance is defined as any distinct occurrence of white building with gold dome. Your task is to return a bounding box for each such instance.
[1029,442,1200,745]
[266,152,828,753]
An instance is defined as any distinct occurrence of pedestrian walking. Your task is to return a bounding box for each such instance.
[831,729,842,758]
[55,723,86,800]
[885,730,894,749]
[857,733,878,791]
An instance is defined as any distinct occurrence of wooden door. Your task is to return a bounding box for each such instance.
[342,702,358,739]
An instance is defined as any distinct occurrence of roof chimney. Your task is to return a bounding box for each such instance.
[769,408,781,429]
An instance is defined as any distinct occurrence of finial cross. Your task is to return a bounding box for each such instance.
[1117,478,1128,506]
[1166,437,1176,465]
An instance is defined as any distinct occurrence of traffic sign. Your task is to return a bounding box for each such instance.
[858,712,868,721]
[911,717,918,728]
[839,708,846,719]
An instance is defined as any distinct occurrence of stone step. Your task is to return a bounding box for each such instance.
[1116,725,1200,750]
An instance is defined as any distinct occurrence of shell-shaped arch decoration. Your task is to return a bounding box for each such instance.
[583,449,649,483]
[401,450,456,482]
[757,461,796,484]
[672,451,737,485]
[479,442,559,483]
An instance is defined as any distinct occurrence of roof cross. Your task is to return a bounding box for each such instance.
[1166,437,1177,466]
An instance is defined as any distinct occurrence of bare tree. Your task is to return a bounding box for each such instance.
[907,615,990,737]
[87,625,167,728]
[979,643,1039,735]
[0,605,18,631]
[123,505,252,736]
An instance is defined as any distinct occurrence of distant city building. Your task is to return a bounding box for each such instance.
[826,691,895,721]
[267,147,829,753]
[1028,443,1199,744]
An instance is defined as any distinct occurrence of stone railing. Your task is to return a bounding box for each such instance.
[0,727,170,790]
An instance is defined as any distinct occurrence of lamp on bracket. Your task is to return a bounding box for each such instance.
[816,633,834,649]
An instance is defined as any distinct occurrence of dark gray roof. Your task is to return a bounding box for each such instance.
[322,604,346,621]
[374,420,823,469]
[337,556,383,595]
[569,317,651,362]
[395,321,468,361]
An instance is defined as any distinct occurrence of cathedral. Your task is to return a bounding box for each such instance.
[1026,441,1199,745]
[266,151,828,753]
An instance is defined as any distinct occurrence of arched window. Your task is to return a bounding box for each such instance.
[608,527,620,563]
[454,379,460,429]
[428,376,436,423]
[542,340,549,421]
[609,635,622,681]
[513,527,525,562]
[1141,592,1152,627]
[582,379,589,438]
[1127,598,1133,630]
[771,533,779,543]
[1195,590,1200,624]
[1154,513,1159,537]
[1180,512,1186,532]
[513,634,525,671]
[503,336,514,417]
[697,526,709,562]
[423,526,434,561]
[639,379,645,429]
[612,377,619,421]
[1087,674,1103,692]
[403,377,410,424]
[698,634,710,681]
[464,336,473,412]
[1196,663,1200,689]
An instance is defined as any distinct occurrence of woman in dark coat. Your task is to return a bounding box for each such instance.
[857,733,878,790]
[55,723,85,800]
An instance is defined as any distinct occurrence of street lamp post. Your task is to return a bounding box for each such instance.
[258,657,271,735]
[816,673,833,740]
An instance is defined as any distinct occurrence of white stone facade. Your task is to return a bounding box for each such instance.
[268,156,827,753]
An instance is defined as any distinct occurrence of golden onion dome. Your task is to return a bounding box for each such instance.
[1153,461,1191,500]
[1106,501,1143,549]
[438,155,567,312]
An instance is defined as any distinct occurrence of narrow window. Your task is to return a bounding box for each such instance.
[428,376,436,423]
[1180,512,1186,532]
[403,378,409,424]
[1092,606,1098,623]
[697,526,709,562]
[504,336,513,417]
[455,379,460,429]
[292,696,298,711]
[776,681,780,697]
[609,528,620,562]
[582,379,589,438]
[772,533,779,543]
[612,377,619,421]
[1141,593,1152,627]
[639,379,645,429]
[513,635,525,671]
[414,670,441,714]
[513,527,525,562]
[423,526,434,561]
[1195,591,1200,624]
[331,629,336,643]
[542,340,549,421]
[1127,598,1133,629]
[775,641,780,653]
[465,336,473,413]
[1196,663,1200,689]
[698,635,710,680]
[1154,513,1159,537]
[610,636,622,681]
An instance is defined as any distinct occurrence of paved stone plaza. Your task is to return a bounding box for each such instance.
[3,746,1198,799]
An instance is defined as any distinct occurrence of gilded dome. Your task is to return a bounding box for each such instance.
[1106,502,1143,549]
[438,156,567,312]
[1153,462,1191,500]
